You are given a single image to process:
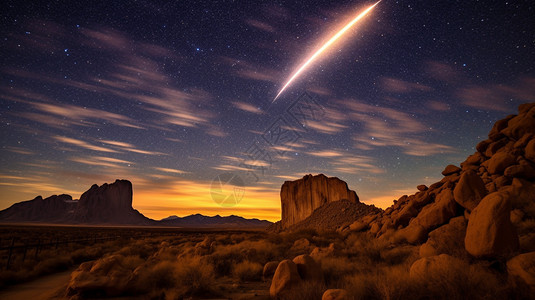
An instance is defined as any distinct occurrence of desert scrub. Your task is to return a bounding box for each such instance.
[233,260,263,282]
[175,256,215,297]
[343,260,514,300]
[277,280,326,300]
[320,256,360,286]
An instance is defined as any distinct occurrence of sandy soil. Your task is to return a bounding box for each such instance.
[0,269,72,300]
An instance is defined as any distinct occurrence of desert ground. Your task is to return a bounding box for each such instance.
[0,224,530,300]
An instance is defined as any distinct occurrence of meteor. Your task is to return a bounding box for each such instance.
[272,1,381,103]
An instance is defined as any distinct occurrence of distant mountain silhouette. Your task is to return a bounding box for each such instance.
[159,213,272,228]
[0,179,271,228]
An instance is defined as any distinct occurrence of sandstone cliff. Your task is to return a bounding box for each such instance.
[74,179,145,224]
[280,174,359,229]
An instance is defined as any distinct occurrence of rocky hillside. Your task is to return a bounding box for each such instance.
[0,194,77,223]
[341,102,535,261]
[280,174,359,229]
[286,199,381,232]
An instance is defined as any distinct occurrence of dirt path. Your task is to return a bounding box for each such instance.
[0,269,73,300]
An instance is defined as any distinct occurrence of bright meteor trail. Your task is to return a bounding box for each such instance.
[273,1,381,103]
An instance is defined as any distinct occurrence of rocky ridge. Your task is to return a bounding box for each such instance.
[335,102,535,293]
[267,103,535,298]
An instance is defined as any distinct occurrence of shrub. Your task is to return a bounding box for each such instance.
[278,280,326,300]
[233,260,263,282]
[175,256,215,297]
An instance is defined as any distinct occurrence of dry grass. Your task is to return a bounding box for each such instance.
[1,226,530,299]
[277,280,327,300]
[342,259,518,300]
[233,260,263,282]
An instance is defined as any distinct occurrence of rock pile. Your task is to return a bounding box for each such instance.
[288,199,381,232]
[341,102,535,289]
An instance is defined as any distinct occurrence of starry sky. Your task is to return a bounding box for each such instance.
[1,0,534,221]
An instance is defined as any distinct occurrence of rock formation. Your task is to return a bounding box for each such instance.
[279,174,359,229]
[0,179,272,227]
[341,103,535,267]
[0,194,76,223]
[74,179,148,224]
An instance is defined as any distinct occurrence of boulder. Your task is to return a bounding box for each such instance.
[504,164,535,179]
[392,201,419,227]
[484,152,516,175]
[453,170,487,211]
[501,104,535,140]
[292,254,323,282]
[488,115,513,140]
[442,165,461,176]
[507,251,535,289]
[270,260,302,299]
[417,185,428,191]
[395,223,428,244]
[263,261,280,279]
[409,254,465,280]
[310,243,335,260]
[322,289,349,300]
[465,192,519,258]
[412,189,457,231]
[502,178,535,215]
[526,139,535,163]
[291,238,312,253]
[280,174,359,229]
[419,216,467,258]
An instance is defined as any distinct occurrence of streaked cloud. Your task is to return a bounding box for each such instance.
[245,19,276,33]
[54,136,118,153]
[381,77,433,93]
[154,167,188,174]
[307,150,343,157]
[232,101,264,114]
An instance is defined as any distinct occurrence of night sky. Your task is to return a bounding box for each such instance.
[1,0,534,221]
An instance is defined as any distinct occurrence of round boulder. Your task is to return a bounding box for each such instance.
[507,251,535,289]
[453,169,487,211]
[292,254,323,282]
[270,260,302,299]
[465,192,519,258]
[322,289,349,300]
[263,261,280,279]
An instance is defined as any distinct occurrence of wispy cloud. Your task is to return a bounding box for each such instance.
[381,77,433,93]
[232,101,264,114]
[54,136,118,153]
[307,150,344,157]
[334,100,456,156]
[457,78,535,112]
[154,167,188,174]
[69,156,132,168]
[221,57,280,83]
[245,19,276,33]
[100,139,165,156]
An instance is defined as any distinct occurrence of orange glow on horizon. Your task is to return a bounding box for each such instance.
[133,181,282,222]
